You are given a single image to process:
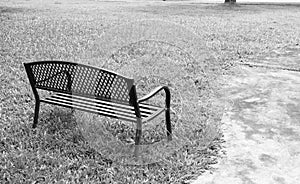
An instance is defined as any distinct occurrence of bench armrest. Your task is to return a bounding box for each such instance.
[137,86,171,108]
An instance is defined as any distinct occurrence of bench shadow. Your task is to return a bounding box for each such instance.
[37,107,89,149]
[40,108,77,132]
[0,6,28,14]
[37,107,114,163]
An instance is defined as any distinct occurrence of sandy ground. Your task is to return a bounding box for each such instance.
[192,65,300,184]
[164,0,300,3]
[193,0,300,3]
[130,0,300,3]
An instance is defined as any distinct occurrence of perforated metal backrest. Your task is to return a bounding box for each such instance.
[24,61,135,104]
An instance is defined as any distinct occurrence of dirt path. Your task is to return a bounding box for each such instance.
[192,66,300,184]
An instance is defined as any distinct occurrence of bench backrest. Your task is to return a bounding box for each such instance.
[24,61,135,105]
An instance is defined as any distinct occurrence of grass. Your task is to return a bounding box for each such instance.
[1,0,300,183]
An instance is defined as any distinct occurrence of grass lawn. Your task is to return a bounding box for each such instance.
[1,0,300,183]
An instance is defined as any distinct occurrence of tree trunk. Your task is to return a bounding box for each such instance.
[225,0,236,3]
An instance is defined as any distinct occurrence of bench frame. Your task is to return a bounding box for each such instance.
[24,61,172,157]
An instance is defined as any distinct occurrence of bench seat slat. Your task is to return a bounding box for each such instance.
[42,97,141,119]
[41,98,138,122]
[49,94,149,117]
[42,93,166,123]
[142,108,165,123]
[54,93,162,113]
[139,103,161,111]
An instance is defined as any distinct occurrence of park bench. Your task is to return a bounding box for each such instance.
[24,61,172,157]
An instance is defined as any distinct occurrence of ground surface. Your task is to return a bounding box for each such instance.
[1,0,300,183]
[193,62,300,183]
[188,0,300,3]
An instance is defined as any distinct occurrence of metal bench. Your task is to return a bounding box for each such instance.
[24,61,172,157]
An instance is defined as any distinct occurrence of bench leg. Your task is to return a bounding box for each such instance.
[134,118,142,157]
[32,100,40,128]
[165,108,172,141]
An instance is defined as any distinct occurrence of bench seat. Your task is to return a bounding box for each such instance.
[41,93,165,123]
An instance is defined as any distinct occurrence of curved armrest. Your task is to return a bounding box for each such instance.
[137,86,171,108]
